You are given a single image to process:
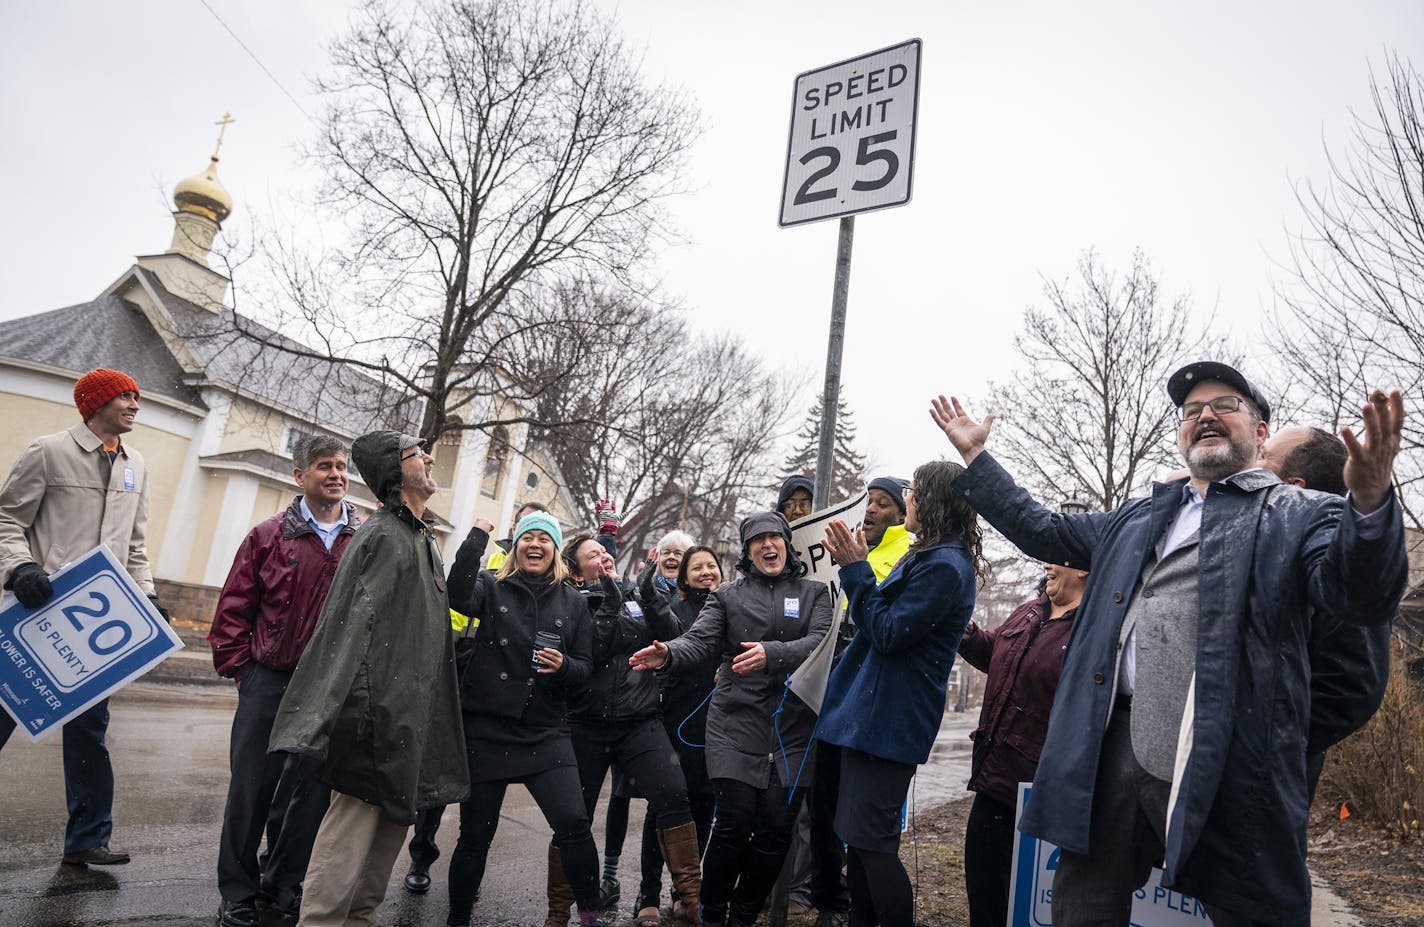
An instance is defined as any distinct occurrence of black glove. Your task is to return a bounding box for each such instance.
[636,561,658,603]
[9,562,53,609]
[147,595,171,623]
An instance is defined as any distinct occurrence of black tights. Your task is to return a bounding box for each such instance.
[447,766,600,918]
[846,846,913,927]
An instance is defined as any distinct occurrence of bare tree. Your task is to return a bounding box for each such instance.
[530,306,796,558]
[225,0,698,443]
[1268,53,1424,529]
[987,249,1222,511]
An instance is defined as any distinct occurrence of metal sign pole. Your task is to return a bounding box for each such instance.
[812,216,855,510]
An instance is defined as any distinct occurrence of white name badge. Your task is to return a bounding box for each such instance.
[626,601,644,618]
[123,468,135,491]
[784,597,800,618]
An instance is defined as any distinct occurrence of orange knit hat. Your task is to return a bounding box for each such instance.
[74,369,140,421]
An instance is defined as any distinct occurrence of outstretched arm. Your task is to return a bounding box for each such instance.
[1342,389,1405,514]
[929,394,995,465]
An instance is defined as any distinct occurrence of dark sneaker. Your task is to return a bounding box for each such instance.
[216,898,261,927]
[61,844,130,866]
[598,875,621,911]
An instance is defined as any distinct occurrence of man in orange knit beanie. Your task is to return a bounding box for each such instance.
[0,367,164,866]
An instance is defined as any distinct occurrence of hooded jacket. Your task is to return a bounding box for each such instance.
[954,451,1406,925]
[268,431,469,824]
[569,574,680,724]
[662,512,832,789]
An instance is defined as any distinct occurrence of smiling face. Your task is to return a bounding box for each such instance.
[296,453,349,506]
[683,550,722,591]
[1043,562,1088,608]
[515,529,557,576]
[400,443,437,499]
[658,545,686,580]
[1177,380,1268,483]
[570,538,614,582]
[863,487,905,548]
[748,531,787,577]
[89,390,140,437]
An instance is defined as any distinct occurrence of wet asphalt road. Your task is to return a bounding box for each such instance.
[0,679,977,927]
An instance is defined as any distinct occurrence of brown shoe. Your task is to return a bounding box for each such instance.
[656,823,702,924]
[62,844,131,866]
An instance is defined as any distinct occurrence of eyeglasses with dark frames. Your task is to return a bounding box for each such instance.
[1177,396,1245,422]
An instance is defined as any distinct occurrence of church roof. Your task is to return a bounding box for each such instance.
[0,295,203,408]
[147,272,419,435]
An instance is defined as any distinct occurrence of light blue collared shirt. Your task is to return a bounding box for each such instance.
[300,497,348,551]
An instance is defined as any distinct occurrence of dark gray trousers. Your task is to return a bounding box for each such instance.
[1050,703,1169,927]
[217,663,329,904]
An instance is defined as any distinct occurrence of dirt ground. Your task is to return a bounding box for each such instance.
[766,793,1424,927]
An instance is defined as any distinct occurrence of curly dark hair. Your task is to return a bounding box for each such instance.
[909,460,989,586]
[675,544,723,596]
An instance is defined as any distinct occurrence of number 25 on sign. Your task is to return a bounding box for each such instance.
[779,39,921,227]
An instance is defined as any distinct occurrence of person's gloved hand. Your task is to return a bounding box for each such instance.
[9,562,53,609]
[595,499,621,536]
[636,561,658,603]
[147,595,171,623]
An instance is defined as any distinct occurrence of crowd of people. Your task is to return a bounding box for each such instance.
[0,359,1408,927]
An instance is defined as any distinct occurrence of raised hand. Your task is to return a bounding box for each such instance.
[929,395,994,464]
[822,519,868,565]
[629,639,670,671]
[1341,389,1406,514]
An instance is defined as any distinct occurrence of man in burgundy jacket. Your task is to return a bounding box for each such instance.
[208,435,361,927]
[958,559,1089,927]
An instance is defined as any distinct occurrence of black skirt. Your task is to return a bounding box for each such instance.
[463,711,577,783]
[834,746,916,853]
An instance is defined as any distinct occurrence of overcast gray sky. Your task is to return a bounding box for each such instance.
[2,1,1421,480]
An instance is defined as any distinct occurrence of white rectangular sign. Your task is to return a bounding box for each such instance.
[0,546,183,741]
[785,491,868,714]
[779,39,922,227]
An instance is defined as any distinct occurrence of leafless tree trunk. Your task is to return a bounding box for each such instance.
[214,0,699,443]
[986,249,1221,512]
[1268,53,1424,529]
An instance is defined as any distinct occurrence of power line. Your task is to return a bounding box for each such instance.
[197,0,314,122]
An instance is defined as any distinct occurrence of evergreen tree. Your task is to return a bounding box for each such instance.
[779,394,867,506]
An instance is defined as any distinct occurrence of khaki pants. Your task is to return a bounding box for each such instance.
[299,791,409,927]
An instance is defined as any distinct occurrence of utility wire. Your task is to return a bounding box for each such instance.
[197,0,314,122]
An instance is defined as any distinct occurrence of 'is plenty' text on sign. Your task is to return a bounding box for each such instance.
[779,39,921,227]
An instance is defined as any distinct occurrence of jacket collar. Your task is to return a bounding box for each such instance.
[872,522,911,553]
[68,421,122,456]
[282,496,362,539]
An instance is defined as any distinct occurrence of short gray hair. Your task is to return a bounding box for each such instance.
[294,434,348,470]
[657,529,696,552]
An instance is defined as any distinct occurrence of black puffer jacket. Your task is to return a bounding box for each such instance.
[569,574,680,724]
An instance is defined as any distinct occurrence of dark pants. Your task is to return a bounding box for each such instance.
[572,719,693,830]
[805,741,851,912]
[1051,704,1169,927]
[217,664,329,904]
[846,846,914,927]
[701,776,806,924]
[449,765,601,915]
[408,805,444,870]
[637,791,715,908]
[964,792,1016,927]
[0,697,115,854]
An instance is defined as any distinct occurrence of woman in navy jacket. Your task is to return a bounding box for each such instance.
[816,459,983,927]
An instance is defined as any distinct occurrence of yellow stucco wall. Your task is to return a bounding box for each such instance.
[218,396,288,456]
[184,474,229,586]
[0,393,191,572]
[251,485,286,527]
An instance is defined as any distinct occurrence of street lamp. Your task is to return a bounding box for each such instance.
[1059,498,1092,514]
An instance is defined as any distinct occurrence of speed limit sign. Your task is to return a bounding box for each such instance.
[779,39,921,227]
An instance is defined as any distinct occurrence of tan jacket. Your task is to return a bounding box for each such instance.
[0,422,154,594]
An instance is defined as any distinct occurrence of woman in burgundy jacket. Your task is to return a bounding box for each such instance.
[958,561,1088,927]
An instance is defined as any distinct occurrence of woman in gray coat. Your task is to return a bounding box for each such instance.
[631,512,832,927]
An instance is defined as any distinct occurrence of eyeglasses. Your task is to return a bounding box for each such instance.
[401,444,429,462]
[903,486,916,498]
[1178,396,1245,421]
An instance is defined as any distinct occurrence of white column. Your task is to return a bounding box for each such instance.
[201,473,260,587]
[157,392,231,581]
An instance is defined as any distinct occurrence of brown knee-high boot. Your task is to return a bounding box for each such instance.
[657,822,703,924]
[546,841,575,927]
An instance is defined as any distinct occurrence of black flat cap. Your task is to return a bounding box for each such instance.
[1166,361,1271,424]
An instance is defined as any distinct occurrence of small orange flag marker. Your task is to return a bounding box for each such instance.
[1339,803,1351,820]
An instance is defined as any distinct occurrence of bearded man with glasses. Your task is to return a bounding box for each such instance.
[929,361,1408,927]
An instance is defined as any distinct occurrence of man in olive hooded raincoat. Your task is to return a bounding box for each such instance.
[269,430,468,926]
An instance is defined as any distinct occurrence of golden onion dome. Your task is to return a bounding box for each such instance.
[173,155,233,224]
